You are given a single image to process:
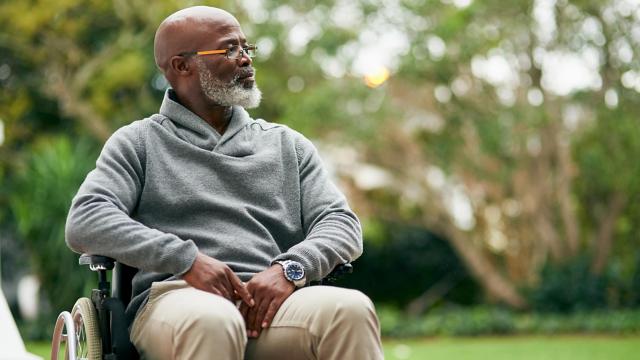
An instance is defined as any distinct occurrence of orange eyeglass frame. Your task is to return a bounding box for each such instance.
[181,45,257,59]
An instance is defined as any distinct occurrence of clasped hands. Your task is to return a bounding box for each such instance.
[182,252,295,338]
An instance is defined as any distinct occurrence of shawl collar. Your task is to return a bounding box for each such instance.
[158,89,253,151]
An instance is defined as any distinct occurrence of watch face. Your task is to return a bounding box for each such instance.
[285,262,305,281]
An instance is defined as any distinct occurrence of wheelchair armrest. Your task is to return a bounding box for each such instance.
[325,263,353,281]
[79,254,115,271]
[311,263,353,286]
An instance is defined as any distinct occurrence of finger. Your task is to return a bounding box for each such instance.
[244,307,255,337]
[207,286,223,298]
[214,285,232,301]
[252,297,271,337]
[238,302,249,334]
[213,271,234,301]
[223,281,236,301]
[239,302,248,319]
[238,291,251,322]
[247,301,265,337]
[261,299,281,329]
[229,274,254,307]
[245,305,257,337]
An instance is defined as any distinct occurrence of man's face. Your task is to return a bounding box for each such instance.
[193,23,261,109]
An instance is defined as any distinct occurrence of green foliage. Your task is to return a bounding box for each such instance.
[379,306,640,338]
[379,306,515,338]
[574,108,640,198]
[8,136,99,318]
[527,255,640,313]
[573,109,640,276]
[528,256,610,312]
[632,254,640,307]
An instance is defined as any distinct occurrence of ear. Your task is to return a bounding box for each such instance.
[169,55,192,77]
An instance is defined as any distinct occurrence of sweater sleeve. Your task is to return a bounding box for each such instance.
[65,120,198,275]
[272,134,363,283]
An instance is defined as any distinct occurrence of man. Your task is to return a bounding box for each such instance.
[65,6,383,360]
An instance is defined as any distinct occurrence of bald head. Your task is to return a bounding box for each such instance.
[154,6,240,72]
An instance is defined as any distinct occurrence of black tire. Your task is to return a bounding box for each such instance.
[70,297,102,360]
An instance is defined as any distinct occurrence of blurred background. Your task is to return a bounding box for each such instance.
[1,0,640,358]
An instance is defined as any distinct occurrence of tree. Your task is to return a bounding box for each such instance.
[250,0,640,308]
[290,0,640,308]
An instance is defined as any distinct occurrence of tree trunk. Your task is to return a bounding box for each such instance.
[406,272,464,316]
[434,220,528,309]
[552,105,580,256]
[591,192,626,274]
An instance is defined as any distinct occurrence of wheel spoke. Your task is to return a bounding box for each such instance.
[74,311,88,358]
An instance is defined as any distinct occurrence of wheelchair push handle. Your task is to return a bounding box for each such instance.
[79,254,115,271]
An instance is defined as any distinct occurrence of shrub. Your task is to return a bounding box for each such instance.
[8,136,99,329]
[527,255,625,312]
[378,305,640,338]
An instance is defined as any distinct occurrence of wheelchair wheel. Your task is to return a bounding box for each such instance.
[71,297,102,360]
[51,297,102,360]
[51,310,74,360]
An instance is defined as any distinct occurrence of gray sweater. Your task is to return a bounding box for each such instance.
[65,89,363,323]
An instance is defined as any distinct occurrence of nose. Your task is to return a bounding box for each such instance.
[237,49,252,67]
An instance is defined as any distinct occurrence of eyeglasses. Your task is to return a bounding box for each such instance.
[180,44,257,60]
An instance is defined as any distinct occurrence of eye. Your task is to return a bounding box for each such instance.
[227,45,240,57]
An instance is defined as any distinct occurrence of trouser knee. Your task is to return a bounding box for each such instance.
[132,286,247,360]
[179,304,246,338]
[321,289,377,325]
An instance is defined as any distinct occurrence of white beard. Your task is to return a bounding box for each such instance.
[196,60,262,109]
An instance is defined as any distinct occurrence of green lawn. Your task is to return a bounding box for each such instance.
[383,336,640,360]
[24,342,50,358]
[27,335,640,359]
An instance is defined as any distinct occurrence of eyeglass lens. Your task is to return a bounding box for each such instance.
[229,45,256,59]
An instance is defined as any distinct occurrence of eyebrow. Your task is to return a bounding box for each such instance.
[217,37,248,46]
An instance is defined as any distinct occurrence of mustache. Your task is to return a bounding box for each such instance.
[234,67,255,81]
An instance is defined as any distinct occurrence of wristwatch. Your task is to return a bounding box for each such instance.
[276,260,306,287]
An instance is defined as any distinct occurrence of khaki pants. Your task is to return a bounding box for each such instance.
[130,281,383,360]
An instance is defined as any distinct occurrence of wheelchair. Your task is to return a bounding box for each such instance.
[51,254,353,360]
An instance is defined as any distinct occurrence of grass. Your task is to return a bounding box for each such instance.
[27,335,640,359]
[24,341,50,358]
[382,335,640,360]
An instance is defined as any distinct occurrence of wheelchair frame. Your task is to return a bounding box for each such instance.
[52,255,138,360]
[52,254,353,360]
